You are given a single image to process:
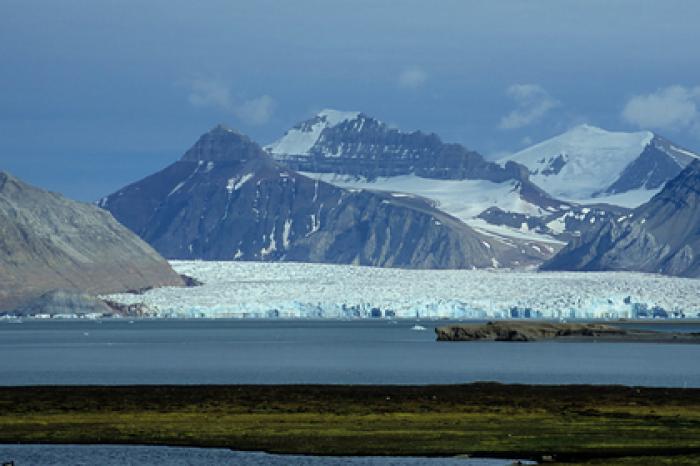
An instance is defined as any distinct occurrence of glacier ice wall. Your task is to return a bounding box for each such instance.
[106,261,700,319]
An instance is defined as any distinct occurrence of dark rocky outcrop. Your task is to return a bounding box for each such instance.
[0,171,184,311]
[101,125,548,268]
[435,321,700,343]
[102,299,154,317]
[543,160,700,277]
[478,203,631,242]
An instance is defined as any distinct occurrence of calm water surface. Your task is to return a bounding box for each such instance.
[1,319,699,387]
[0,444,530,466]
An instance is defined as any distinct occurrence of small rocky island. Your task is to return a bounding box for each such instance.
[436,321,700,343]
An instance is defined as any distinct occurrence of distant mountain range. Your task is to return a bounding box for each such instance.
[100,125,552,269]
[266,110,698,246]
[0,171,184,311]
[266,110,572,244]
[98,109,700,276]
[6,106,696,283]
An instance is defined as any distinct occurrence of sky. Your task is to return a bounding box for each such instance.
[1,0,700,201]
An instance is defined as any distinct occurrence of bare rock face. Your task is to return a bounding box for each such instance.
[16,289,113,316]
[100,126,547,268]
[266,110,527,182]
[542,160,700,278]
[0,172,184,311]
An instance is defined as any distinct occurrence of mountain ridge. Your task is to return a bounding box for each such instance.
[101,125,553,269]
[542,159,700,277]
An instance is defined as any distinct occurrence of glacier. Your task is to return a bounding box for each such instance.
[105,261,700,320]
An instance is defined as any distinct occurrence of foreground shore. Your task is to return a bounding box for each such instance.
[0,384,699,464]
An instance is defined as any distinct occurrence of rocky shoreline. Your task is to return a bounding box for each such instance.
[435,321,700,343]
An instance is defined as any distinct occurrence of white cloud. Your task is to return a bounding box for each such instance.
[622,85,700,132]
[187,78,276,125]
[233,95,276,125]
[499,84,560,130]
[397,67,427,90]
[188,78,233,111]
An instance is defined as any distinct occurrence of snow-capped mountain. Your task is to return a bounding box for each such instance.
[100,125,552,269]
[543,160,700,277]
[500,124,698,205]
[266,109,526,182]
[267,109,571,246]
[266,109,363,159]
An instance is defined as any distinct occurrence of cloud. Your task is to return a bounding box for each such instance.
[397,67,427,90]
[188,78,233,111]
[187,78,276,125]
[621,85,700,132]
[499,84,560,130]
[233,95,276,125]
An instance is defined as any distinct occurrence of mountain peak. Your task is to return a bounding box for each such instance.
[502,125,657,201]
[0,171,21,192]
[568,123,607,134]
[316,109,362,125]
[265,109,366,156]
[181,125,264,162]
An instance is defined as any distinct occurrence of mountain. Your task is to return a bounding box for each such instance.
[267,109,568,248]
[0,171,184,311]
[500,124,698,205]
[542,160,700,277]
[100,125,552,269]
[266,109,528,182]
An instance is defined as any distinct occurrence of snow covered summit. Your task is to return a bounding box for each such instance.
[265,109,362,157]
[500,124,698,205]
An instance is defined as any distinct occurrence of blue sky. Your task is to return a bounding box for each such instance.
[1,0,699,200]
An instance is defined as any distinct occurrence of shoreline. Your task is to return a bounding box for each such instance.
[1,383,700,464]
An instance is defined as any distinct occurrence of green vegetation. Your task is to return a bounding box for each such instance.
[0,384,699,464]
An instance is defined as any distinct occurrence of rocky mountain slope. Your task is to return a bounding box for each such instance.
[100,125,552,269]
[267,109,571,246]
[500,124,698,204]
[0,171,184,311]
[266,109,528,182]
[542,160,700,277]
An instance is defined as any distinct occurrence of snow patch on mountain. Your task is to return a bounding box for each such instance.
[225,173,254,193]
[301,173,539,220]
[569,186,663,209]
[318,108,361,126]
[299,172,562,243]
[265,109,360,156]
